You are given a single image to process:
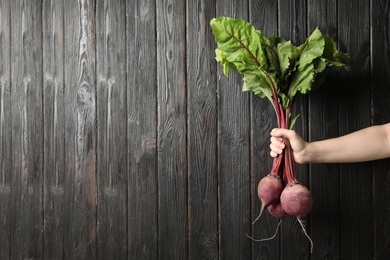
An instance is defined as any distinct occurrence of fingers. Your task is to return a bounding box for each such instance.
[269,128,297,157]
[270,136,285,157]
[269,128,306,162]
[270,150,279,158]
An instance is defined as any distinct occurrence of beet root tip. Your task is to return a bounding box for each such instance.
[297,217,314,253]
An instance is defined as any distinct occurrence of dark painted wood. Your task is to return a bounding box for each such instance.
[156,0,188,259]
[127,0,158,259]
[0,0,388,259]
[307,0,342,259]
[372,0,390,259]
[126,1,158,259]
[10,1,43,259]
[338,0,373,259]
[187,0,219,259]
[43,0,65,259]
[63,0,97,258]
[0,0,11,259]
[216,1,251,260]
[96,0,127,259]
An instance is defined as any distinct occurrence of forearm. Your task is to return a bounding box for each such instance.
[304,123,390,163]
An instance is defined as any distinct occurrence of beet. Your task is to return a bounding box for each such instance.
[280,181,312,217]
[268,202,289,219]
[246,202,289,243]
[252,173,283,224]
[280,181,313,252]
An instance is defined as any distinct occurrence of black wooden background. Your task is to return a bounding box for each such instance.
[0,0,389,259]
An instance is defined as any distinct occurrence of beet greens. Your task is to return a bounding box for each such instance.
[210,16,349,251]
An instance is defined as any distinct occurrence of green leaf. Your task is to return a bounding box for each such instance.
[269,35,287,46]
[278,92,291,109]
[215,49,231,76]
[323,36,351,69]
[210,16,280,101]
[210,17,269,74]
[335,52,351,64]
[210,16,350,115]
[290,63,316,96]
[313,57,328,74]
[298,27,325,67]
[264,45,280,74]
[311,68,329,90]
[242,70,275,100]
[277,40,299,79]
[289,114,300,129]
[322,36,338,60]
[288,28,327,97]
[328,60,350,70]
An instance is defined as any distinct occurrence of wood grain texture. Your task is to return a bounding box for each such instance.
[0,0,388,258]
[372,0,390,259]
[96,0,127,259]
[43,0,66,258]
[307,0,342,259]
[338,0,373,259]
[156,0,188,259]
[127,1,158,259]
[278,0,307,45]
[187,0,219,259]
[64,0,97,258]
[0,0,11,258]
[10,0,43,258]
[248,1,281,259]
[216,1,251,260]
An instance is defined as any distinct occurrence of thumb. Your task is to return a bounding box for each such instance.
[270,128,295,140]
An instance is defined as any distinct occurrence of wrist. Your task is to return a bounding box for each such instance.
[297,142,313,164]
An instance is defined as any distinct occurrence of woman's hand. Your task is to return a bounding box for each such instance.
[270,128,308,164]
[271,123,390,164]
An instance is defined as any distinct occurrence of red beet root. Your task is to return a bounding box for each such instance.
[268,202,289,219]
[252,174,283,225]
[280,181,312,217]
[247,202,288,242]
[280,181,313,252]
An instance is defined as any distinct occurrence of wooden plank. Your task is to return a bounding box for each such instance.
[337,0,372,259]
[248,1,280,259]
[307,0,341,258]
[278,0,311,258]
[0,0,11,258]
[126,1,158,259]
[278,0,307,45]
[215,1,251,259]
[63,0,97,258]
[371,0,390,259]
[42,0,66,258]
[0,1,384,258]
[96,0,127,259]
[10,0,43,258]
[187,0,219,259]
[156,0,188,259]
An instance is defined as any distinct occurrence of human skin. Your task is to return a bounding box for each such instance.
[270,123,390,164]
